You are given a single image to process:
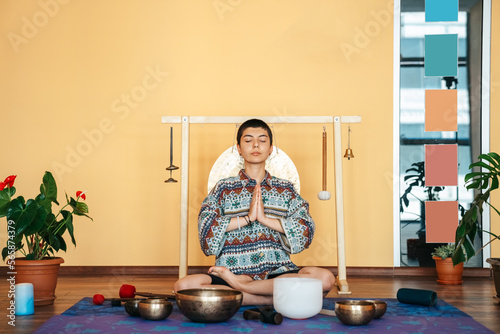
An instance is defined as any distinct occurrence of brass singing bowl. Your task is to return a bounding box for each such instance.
[124,299,141,317]
[364,300,387,319]
[138,299,173,321]
[335,300,375,326]
[175,289,243,323]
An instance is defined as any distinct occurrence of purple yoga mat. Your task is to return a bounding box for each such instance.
[34,297,495,334]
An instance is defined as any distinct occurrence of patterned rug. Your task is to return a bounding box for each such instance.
[34,297,494,333]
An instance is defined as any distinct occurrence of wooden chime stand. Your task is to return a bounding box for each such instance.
[161,115,361,295]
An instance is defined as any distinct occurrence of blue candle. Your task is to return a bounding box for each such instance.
[15,283,34,315]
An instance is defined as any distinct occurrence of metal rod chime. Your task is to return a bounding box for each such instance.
[318,126,331,200]
[165,127,179,183]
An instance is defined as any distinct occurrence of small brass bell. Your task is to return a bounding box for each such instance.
[344,148,354,160]
[344,125,354,160]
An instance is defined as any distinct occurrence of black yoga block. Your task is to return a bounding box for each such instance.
[397,288,438,306]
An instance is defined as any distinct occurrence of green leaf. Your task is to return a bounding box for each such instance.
[75,202,89,214]
[26,253,35,260]
[464,172,484,182]
[57,234,67,252]
[7,197,37,236]
[463,238,476,259]
[62,211,76,246]
[491,176,499,191]
[0,187,14,218]
[35,193,52,214]
[478,153,500,168]
[452,247,465,265]
[455,220,466,239]
[1,247,8,261]
[487,152,500,165]
[48,233,60,252]
[69,197,92,220]
[470,206,478,222]
[470,161,496,171]
[40,171,58,205]
[466,180,481,190]
[22,205,48,236]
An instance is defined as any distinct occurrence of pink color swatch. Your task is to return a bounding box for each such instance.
[426,201,459,243]
[425,144,458,186]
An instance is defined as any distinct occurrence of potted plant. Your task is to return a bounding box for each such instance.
[0,171,92,306]
[453,153,500,298]
[432,244,463,285]
[400,161,446,266]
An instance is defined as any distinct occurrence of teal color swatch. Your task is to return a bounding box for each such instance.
[425,0,458,22]
[424,34,458,77]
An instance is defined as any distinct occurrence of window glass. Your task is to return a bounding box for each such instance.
[399,1,483,267]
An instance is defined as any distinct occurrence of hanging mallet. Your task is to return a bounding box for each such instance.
[318,127,331,200]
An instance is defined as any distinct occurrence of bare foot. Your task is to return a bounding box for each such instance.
[208,266,252,290]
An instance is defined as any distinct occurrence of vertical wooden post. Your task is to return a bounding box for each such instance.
[179,116,189,278]
[334,117,351,294]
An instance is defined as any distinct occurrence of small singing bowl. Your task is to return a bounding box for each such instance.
[364,300,387,319]
[124,300,141,317]
[138,299,173,321]
[335,300,375,326]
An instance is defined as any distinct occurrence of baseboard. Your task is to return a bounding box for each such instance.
[0,265,492,277]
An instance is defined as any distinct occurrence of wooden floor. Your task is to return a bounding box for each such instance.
[1,275,499,333]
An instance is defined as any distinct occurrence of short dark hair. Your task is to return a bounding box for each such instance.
[237,119,273,146]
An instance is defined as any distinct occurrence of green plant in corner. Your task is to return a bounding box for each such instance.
[0,171,92,261]
[453,153,500,265]
[432,244,455,260]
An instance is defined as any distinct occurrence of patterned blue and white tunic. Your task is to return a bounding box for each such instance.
[198,169,315,280]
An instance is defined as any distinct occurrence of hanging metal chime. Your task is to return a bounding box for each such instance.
[344,125,354,160]
[165,127,179,183]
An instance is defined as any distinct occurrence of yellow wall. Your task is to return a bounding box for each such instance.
[0,0,496,268]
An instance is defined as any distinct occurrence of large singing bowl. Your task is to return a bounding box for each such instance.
[175,289,243,323]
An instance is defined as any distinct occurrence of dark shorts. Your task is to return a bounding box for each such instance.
[207,269,301,288]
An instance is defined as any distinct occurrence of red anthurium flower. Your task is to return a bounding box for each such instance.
[0,182,5,191]
[76,191,86,200]
[3,175,16,188]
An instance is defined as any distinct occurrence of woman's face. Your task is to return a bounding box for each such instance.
[237,127,273,165]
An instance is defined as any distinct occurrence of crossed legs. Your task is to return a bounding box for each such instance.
[173,266,335,306]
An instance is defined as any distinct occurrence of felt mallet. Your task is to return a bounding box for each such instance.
[93,284,139,306]
[92,294,144,306]
[119,284,136,298]
[243,306,283,325]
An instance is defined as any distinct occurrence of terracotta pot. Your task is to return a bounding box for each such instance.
[486,258,500,298]
[433,256,463,285]
[14,257,64,306]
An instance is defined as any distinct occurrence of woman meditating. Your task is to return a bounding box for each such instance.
[173,119,335,305]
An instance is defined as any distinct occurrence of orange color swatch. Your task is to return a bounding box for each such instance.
[425,144,458,186]
[425,89,457,132]
[426,201,458,243]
